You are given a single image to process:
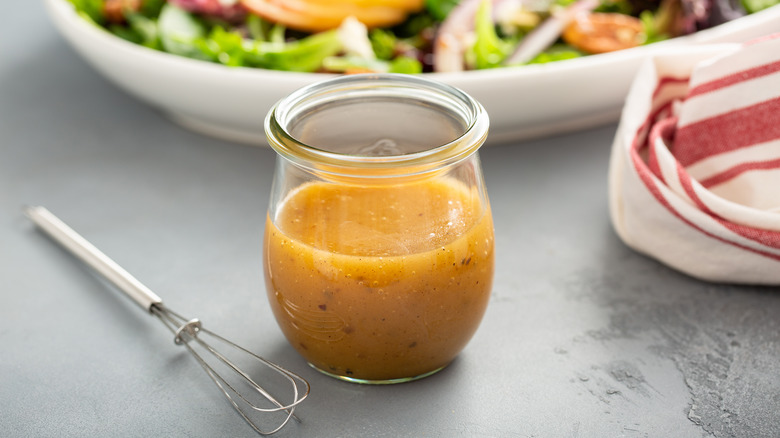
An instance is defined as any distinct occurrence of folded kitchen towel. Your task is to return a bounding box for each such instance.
[608,35,780,285]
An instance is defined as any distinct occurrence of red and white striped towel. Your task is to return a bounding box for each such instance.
[609,35,780,284]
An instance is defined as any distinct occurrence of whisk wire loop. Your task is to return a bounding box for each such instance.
[151,304,310,435]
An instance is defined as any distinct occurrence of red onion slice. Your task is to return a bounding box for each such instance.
[503,0,598,65]
[433,0,512,72]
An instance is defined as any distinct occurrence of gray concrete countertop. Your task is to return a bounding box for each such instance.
[1,3,778,437]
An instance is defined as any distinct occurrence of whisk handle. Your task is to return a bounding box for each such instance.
[24,206,163,312]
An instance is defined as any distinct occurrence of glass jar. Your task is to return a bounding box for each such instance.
[263,74,494,384]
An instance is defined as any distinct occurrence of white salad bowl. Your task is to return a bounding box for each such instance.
[45,0,780,145]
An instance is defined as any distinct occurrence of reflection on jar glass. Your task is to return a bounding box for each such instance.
[263,74,494,384]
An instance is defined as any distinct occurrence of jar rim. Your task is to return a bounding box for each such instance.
[264,74,489,177]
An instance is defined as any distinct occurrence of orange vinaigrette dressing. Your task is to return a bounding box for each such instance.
[264,177,494,381]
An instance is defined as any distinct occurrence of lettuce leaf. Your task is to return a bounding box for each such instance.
[246,31,343,72]
[471,0,513,69]
[68,0,105,25]
[158,3,212,61]
[322,55,422,74]
[526,44,584,64]
[424,0,461,21]
[741,0,779,12]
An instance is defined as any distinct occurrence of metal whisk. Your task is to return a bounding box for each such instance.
[24,206,310,436]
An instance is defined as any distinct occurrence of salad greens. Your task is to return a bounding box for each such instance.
[67,0,778,73]
[158,3,210,60]
[425,0,462,20]
[743,0,779,12]
[69,0,106,23]
[471,0,513,69]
